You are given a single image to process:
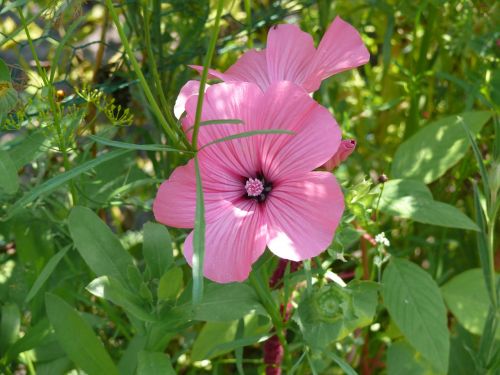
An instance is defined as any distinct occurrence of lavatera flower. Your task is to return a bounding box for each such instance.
[190,16,369,93]
[154,81,344,283]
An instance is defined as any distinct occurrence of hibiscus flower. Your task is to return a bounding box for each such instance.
[153,81,344,283]
[190,16,369,93]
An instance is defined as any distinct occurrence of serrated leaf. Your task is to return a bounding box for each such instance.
[382,258,449,374]
[391,111,491,183]
[45,293,119,375]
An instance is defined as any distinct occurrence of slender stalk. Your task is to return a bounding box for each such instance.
[243,0,253,48]
[105,0,184,147]
[191,0,224,150]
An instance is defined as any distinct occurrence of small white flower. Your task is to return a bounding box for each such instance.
[375,232,390,247]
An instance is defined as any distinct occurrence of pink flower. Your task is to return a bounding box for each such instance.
[190,16,369,93]
[324,139,356,171]
[153,81,344,283]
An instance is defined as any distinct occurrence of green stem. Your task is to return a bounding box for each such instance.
[191,0,224,150]
[243,0,253,48]
[105,0,184,147]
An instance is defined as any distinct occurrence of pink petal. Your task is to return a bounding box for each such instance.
[174,80,201,119]
[266,24,317,88]
[190,50,270,91]
[324,139,356,171]
[153,160,242,229]
[266,172,344,261]
[254,82,341,181]
[188,65,229,82]
[304,17,370,91]
[183,199,267,283]
[153,160,197,228]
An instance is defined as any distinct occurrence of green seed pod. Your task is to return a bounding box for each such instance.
[0,81,18,115]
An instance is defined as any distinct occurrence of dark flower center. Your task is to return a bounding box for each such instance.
[244,175,272,202]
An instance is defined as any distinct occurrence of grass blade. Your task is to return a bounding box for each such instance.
[192,156,206,306]
[200,129,295,150]
[88,135,191,154]
[6,149,131,219]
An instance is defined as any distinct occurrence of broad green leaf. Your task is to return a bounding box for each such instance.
[86,276,157,322]
[192,156,205,305]
[200,129,295,150]
[8,131,48,169]
[143,222,173,280]
[89,135,190,154]
[25,246,70,302]
[382,258,449,374]
[68,206,136,287]
[0,150,19,194]
[194,283,267,322]
[0,303,20,355]
[380,189,478,231]
[387,341,437,375]
[158,267,183,301]
[379,179,433,202]
[7,149,131,218]
[45,293,119,375]
[391,111,491,183]
[192,312,271,360]
[137,351,175,375]
[441,269,500,338]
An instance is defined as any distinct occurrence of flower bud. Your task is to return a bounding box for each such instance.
[324,139,356,171]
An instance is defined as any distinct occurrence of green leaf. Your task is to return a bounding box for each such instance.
[441,268,500,339]
[0,58,11,81]
[379,180,478,231]
[192,312,271,360]
[387,341,437,375]
[25,245,70,303]
[158,267,183,301]
[324,351,357,375]
[200,129,295,150]
[0,150,19,194]
[68,206,136,287]
[382,258,449,374]
[391,111,492,183]
[8,131,48,169]
[194,283,267,322]
[0,303,20,355]
[143,222,173,280]
[185,118,245,133]
[45,293,119,375]
[192,156,205,306]
[5,319,51,361]
[7,149,131,218]
[88,135,190,154]
[137,351,175,375]
[86,276,157,322]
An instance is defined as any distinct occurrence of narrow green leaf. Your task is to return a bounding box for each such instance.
[86,276,157,322]
[0,303,20,355]
[460,119,490,205]
[45,293,119,375]
[137,351,175,375]
[0,150,19,194]
[143,222,173,280]
[0,58,11,82]
[325,351,357,375]
[25,245,71,302]
[192,156,205,306]
[7,149,131,218]
[8,131,48,169]
[185,118,245,133]
[200,129,295,150]
[88,135,190,154]
[68,206,136,287]
[391,111,491,183]
[473,183,496,307]
[382,258,449,373]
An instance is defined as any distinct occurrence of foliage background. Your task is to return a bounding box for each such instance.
[0,0,498,374]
